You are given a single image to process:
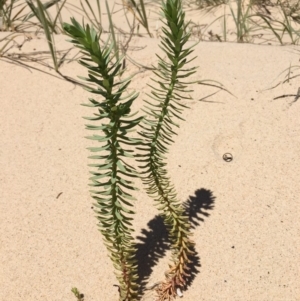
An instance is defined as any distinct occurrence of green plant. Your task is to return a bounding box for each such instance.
[189,0,266,43]
[0,0,71,72]
[78,0,102,33]
[0,0,7,30]
[221,5,227,41]
[106,0,119,61]
[0,0,28,31]
[123,0,152,37]
[137,0,196,299]
[229,0,255,42]
[63,0,199,300]
[28,0,58,70]
[184,0,226,9]
[71,287,84,301]
[0,0,68,32]
[26,0,69,71]
[63,18,142,301]
[257,2,300,45]
[0,1,105,80]
[26,0,67,34]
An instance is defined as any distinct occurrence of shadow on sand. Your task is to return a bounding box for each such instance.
[135,188,216,295]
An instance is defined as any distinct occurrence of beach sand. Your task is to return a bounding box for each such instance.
[0,1,299,300]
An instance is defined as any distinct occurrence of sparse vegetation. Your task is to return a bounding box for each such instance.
[64,16,143,300]
[1,0,300,69]
[63,1,199,299]
[137,0,196,298]
[1,1,299,301]
[71,287,85,301]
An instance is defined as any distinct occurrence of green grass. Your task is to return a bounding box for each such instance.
[1,0,300,70]
[0,0,28,31]
[125,0,153,37]
[185,0,226,9]
[258,2,300,45]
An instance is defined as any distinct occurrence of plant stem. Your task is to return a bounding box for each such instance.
[138,0,196,298]
[63,18,141,301]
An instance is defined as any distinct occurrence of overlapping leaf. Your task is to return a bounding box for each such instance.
[137,0,196,297]
[63,18,141,301]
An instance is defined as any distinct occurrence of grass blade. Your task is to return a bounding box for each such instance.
[223,6,227,42]
[0,33,21,55]
[96,0,101,30]
[139,0,152,37]
[35,0,58,71]
[53,0,67,32]
[105,0,119,61]
[80,0,95,27]
[125,0,152,37]
[84,0,101,31]
[257,14,283,44]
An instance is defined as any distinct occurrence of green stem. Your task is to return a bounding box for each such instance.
[63,18,140,301]
[146,47,193,291]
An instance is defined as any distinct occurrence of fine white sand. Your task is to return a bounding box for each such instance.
[1,1,300,300]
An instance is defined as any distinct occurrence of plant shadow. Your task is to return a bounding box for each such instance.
[135,188,216,296]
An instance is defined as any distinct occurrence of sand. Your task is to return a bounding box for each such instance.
[0,1,300,300]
